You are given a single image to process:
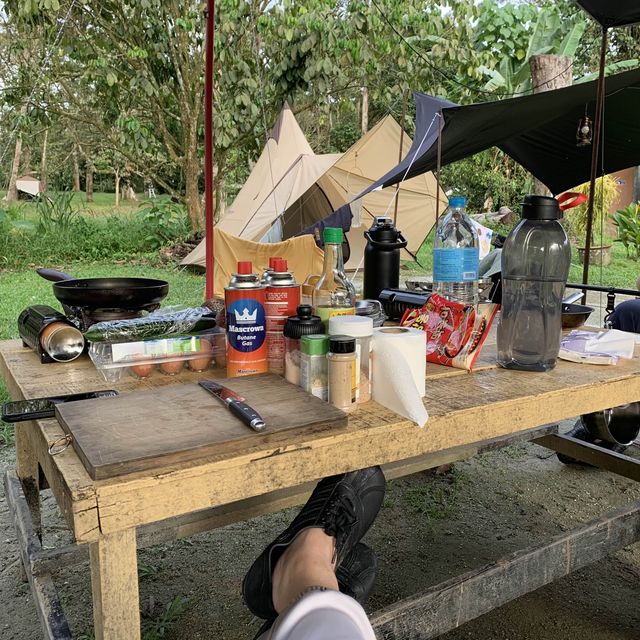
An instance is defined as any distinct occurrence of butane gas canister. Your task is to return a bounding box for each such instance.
[225,261,268,377]
[266,258,300,374]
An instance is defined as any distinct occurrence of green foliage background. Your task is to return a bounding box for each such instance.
[3,0,636,226]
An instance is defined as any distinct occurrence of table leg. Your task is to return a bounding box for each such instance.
[15,421,42,544]
[89,528,141,640]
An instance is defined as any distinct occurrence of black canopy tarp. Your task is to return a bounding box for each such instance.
[371,68,640,196]
[575,0,640,28]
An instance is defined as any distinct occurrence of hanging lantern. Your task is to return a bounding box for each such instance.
[576,115,593,147]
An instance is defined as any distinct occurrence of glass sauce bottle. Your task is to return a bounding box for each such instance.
[313,227,356,329]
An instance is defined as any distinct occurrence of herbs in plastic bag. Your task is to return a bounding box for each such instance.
[84,307,217,343]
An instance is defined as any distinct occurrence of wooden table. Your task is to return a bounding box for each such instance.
[2,337,640,640]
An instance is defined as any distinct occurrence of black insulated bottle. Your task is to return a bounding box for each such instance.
[363,217,407,301]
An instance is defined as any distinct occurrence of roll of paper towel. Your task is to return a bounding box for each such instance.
[372,327,428,427]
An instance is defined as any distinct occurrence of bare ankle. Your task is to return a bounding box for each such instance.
[271,527,338,613]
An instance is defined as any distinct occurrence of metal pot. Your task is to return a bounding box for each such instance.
[582,403,640,446]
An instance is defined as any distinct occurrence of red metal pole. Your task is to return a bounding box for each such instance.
[204,0,216,300]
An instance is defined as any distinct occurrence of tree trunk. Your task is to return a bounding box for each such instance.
[214,166,226,223]
[184,120,202,229]
[6,103,28,203]
[114,169,121,207]
[361,86,369,134]
[85,164,94,203]
[185,163,202,230]
[123,184,137,201]
[72,146,81,191]
[40,129,48,192]
[21,146,32,175]
[530,55,572,196]
[6,137,23,203]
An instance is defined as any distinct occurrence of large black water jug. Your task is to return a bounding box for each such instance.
[363,217,407,301]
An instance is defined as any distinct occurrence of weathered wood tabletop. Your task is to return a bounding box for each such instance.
[2,337,640,640]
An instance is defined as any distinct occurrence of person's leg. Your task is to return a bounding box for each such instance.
[245,467,385,639]
[243,466,385,620]
[271,528,338,613]
[253,542,378,640]
[260,529,376,640]
[265,590,377,640]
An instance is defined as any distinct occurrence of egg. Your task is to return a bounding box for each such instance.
[211,332,227,368]
[159,359,185,375]
[129,361,155,379]
[187,338,213,372]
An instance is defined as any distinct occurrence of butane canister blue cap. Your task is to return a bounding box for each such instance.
[448,196,466,208]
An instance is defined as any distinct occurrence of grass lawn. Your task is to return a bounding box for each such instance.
[0,191,171,222]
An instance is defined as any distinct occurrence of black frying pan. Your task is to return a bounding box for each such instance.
[37,269,169,309]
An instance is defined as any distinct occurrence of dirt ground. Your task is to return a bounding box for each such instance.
[1,419,639,640]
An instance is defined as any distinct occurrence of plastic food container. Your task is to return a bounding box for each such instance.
[88,328,225,382]
[283,305,323,386]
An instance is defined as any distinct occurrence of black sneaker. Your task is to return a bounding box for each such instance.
[251,542,378,640]
[242,466,386,620]
[337,542,378,603]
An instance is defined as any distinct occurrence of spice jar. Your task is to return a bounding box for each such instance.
[327,335,357,412]
[300,334,329,400]
[283,305,324,386]
[328,315,373,403]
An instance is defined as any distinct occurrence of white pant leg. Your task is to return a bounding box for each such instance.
[258,589,376,640]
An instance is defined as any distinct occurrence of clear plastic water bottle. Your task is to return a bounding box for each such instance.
[497,195,571,372]
[433,196,479,304]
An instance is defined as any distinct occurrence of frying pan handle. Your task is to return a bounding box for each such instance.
[36,268,75,282]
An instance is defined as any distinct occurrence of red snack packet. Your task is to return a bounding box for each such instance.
[400,292,498,370]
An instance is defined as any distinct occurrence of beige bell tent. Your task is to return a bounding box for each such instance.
[182,106,447,270]
[212,103,316,238]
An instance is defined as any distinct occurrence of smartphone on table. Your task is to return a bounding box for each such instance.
[2,390,118,423]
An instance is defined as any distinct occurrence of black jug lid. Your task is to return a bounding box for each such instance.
[283,304,324,339]
[368,216,399,241]
[521,194,561,220]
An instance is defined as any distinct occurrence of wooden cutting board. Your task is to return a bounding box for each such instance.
[55,374,347,480]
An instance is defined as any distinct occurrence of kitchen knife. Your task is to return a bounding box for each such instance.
[198,380,266,432]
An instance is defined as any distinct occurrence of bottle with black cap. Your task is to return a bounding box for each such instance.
[283,304,324,385]
[497,194,571,372]
[327,335,357,411]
